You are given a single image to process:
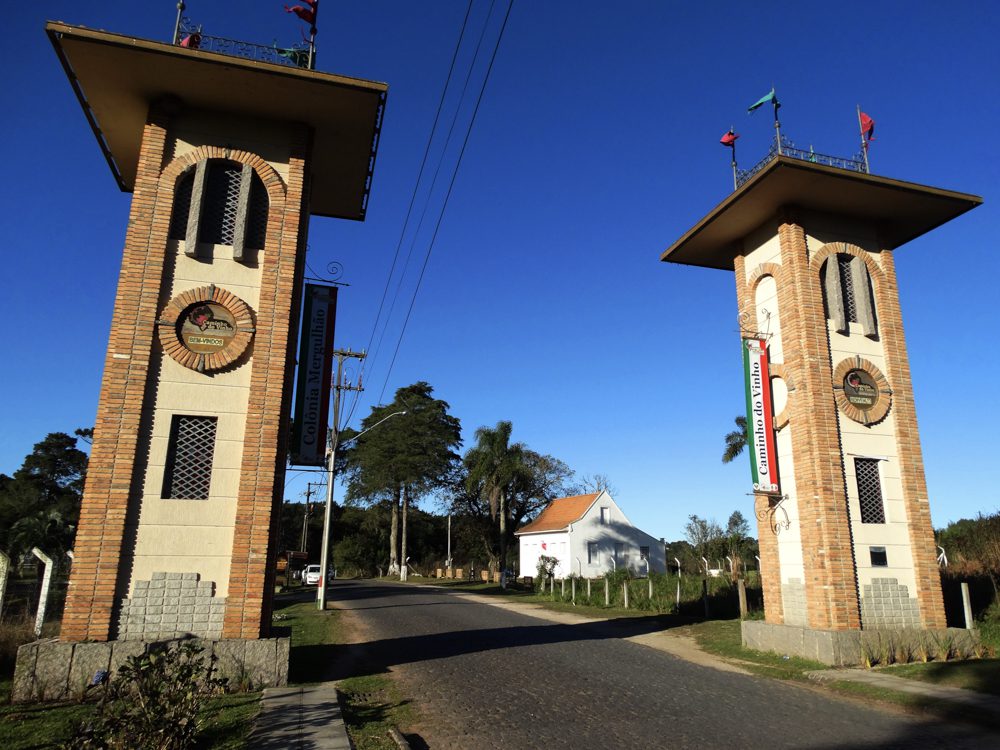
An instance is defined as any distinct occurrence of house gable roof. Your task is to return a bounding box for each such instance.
[515,493,600,535]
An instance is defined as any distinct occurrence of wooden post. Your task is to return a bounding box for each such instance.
[605,577,609,606]
[961,582,974,630]
[560,578,565,598]
[587,578,592,600]
[571,577,576,605]
[738,579,748,619]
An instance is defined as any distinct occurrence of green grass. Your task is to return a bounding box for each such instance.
[879,659,1000,696]
[336,674,416,750]
[679,619,829,680]
[0,691,258,749]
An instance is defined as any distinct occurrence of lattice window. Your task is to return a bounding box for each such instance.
[168,171,194,240]
[855,458,885,524]
[163,415,218,500]
[838,254,858,323]
[201,164,242,245]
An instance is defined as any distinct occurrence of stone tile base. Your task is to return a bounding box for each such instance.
[741,620,978,666]
[12,636,289,703]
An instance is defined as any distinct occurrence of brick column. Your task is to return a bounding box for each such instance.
[223,128,311,639]
[875,250,947,628]
[776,216,861,631]
[62,109,172,641]
[734,254,784,624]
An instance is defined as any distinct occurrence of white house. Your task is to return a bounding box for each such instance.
[515,491,665,579]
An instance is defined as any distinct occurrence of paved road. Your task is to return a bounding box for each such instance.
[327,580,998,749]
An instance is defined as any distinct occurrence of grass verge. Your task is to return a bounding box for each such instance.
[276,592,415,750]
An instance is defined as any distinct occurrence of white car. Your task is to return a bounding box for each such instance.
[303,564,322,585]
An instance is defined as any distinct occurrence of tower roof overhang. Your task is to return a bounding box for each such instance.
[47,22,387,221]
[660,157,982,270]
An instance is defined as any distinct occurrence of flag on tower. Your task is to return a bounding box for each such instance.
[860,112,875,142]
[720,130,739,147]
[285,3,317,26]
[748,88,779,113]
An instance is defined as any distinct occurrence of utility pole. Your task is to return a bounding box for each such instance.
[317,349,366,611]
[301,482,322,553]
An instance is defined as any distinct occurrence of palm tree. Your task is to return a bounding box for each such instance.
[464,421,532,589]
[722,416,748,464]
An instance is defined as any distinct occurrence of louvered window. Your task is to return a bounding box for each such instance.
[163,415,217,500]
[855,458,886,524]
[166,161,268,251]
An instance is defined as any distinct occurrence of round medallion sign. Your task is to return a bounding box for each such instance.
[832,357,892,426]
[843,369,878,410]
[180,303,237,354]
[158,286,254,373]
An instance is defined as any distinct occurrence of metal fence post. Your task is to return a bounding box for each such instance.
[571,577,576,605]
[961,582,974,630]
[604,577,609,606]
[623,581,629,609]
[0,550,9,618]
[31,548,54,637]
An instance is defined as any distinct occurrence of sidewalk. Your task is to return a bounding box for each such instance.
[247,683,352,750]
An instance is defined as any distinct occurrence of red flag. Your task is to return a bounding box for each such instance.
[285,4,316,25]
[860,112,875,142]
[179,32,201,49]
[720,130,739,147]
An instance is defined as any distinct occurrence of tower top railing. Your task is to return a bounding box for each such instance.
[173,16,313,70]
[736,135,868,189]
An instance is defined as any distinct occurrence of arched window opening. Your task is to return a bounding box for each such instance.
[821,253,878,337]
[167,159,269,260]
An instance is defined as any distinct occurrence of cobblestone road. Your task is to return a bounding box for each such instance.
[328,580,998,749]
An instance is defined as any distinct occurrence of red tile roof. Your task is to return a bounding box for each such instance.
[516,494,599,534]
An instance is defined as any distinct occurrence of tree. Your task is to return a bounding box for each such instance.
[722,416,748,464]
[577,473,617,496]
[724,510,751,580]
[451,447,574,576]
[683,514,723,571]
[0,431,88,562]
[343,382,460,578]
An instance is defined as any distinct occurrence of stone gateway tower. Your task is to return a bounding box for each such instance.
[14,22,386,698]
[662,153,980,663]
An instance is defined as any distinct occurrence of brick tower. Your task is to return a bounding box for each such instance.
[15,21,385,696]
[662,150,980,663]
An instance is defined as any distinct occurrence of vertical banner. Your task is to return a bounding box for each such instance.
[742,338,780,494]
[291,285,338,466]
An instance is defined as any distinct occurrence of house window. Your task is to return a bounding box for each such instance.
[855,458,886,524]
[870,546,888,567]
[614,542,626,564]
[162,415,217,500]
[587,542,598,565]
[600,507,609,524]
[640,546,649,561]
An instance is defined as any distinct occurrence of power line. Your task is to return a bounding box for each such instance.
[378,0,515,403]
[343,0,474,428]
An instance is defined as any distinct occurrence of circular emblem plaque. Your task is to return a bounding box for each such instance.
[180,302,237,354]
[843,369,878,409]
[833,358,892,425]
[158,286,254,372]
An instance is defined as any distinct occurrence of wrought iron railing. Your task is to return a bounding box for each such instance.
[736,135,868,188]
[175,18,311,69]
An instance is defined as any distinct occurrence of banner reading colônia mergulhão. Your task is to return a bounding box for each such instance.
[742,338,779,494]
[290,284,338,466]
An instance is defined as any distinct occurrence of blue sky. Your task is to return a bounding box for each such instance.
[2,1,997,542]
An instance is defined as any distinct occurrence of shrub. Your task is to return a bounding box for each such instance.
[68,641,227,749]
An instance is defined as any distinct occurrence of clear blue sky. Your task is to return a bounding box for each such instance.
[2,1,997,541]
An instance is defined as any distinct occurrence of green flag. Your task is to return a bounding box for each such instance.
[748,88,778,113]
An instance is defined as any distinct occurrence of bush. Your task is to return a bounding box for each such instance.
[0,614,36,683]
[68,641,227,749]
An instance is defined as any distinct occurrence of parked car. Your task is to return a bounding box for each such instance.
[304,564,322,585]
